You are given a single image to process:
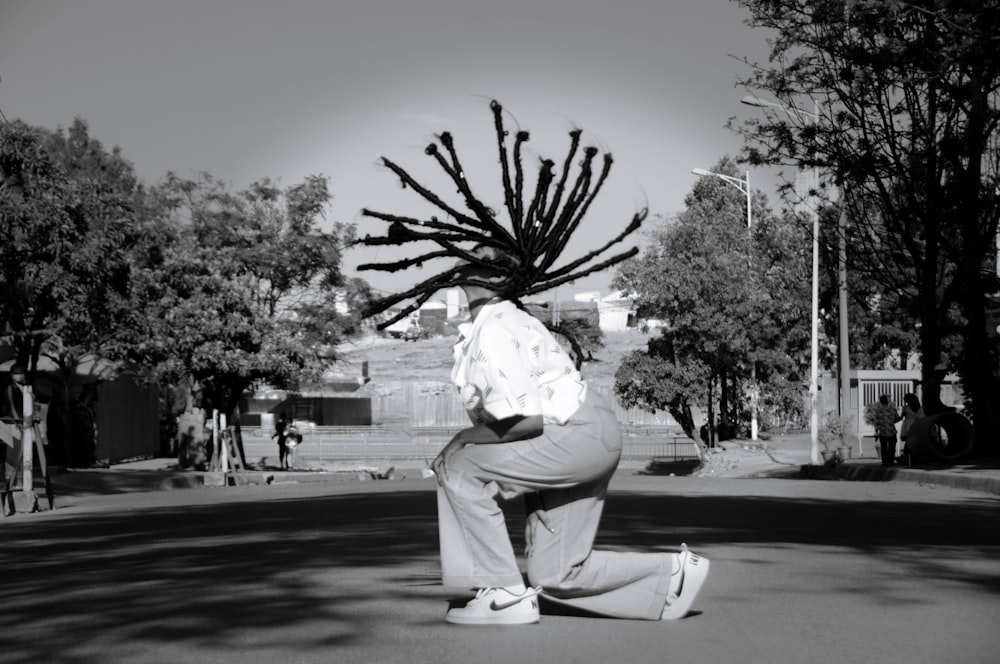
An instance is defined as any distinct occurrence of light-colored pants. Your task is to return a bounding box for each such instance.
[437,391,672,620]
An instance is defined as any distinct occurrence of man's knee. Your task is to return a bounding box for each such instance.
[525,563,558,589]
[526,555,575,590]
[437,456,489,496]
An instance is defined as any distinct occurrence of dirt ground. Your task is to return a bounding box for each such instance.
[690,435,815,479]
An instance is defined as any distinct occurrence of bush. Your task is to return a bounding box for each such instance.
[819,413,851,451]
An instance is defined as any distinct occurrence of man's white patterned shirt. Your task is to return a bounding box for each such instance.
[451,300,587,425]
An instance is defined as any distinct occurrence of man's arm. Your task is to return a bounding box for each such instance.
[432,414,544,480]
[453,414,544,446]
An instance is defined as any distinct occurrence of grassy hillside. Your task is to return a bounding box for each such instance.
[333,328,652,394]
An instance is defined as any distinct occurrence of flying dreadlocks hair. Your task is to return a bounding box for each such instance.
[355,99,648,331]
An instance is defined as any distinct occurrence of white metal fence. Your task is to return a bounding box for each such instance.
[239,424,699,464]
[368,384,678,428]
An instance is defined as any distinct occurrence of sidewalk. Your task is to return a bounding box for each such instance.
[3,457,418,514]
[5,432,999,516]
[694,432,1000,496]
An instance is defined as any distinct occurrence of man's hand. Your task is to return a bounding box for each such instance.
[431,432,468,482]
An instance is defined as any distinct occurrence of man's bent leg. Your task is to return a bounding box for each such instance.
[436,413,617,589]
[437,450,528,589]
[525,472,672,620]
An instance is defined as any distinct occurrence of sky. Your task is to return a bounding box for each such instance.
[0,0,778,299]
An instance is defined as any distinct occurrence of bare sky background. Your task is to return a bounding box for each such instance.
[0,0,778,297]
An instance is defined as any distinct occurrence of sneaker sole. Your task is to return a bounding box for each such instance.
[662,548,710,620]
[445,591,541,626]
[445,611,540,625]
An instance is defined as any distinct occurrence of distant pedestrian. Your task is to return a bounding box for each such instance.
[899,393,924,464]
[871,395,901,467]
[284,423,302,469]
[272,412,289,470]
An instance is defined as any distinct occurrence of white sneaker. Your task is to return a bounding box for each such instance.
[661,544,710,620]
[445,586,541,625]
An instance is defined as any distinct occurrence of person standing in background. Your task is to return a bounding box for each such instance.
[871,394,902,467]
[898,393,924,465]
[272,412,289,470]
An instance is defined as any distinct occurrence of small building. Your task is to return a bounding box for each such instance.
[597,291,634,332]
[383,299,450,338]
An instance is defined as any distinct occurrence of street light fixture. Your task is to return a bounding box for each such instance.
[741,93,823,465]
[691,167,758,441]
[691,168,752,228]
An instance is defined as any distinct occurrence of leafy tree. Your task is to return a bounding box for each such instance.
[614,157,811,440]
[293,276,375,362]
[614,334,708,439]
[1,119,139,367]
[554,316,604,366]
[2,119,362,465]
[1,118,144,465]
[131,172,358,459]
[731,0,1000,454]
[524,300,605,368]
[813,205,908,373]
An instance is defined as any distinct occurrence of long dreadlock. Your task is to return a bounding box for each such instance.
[355,100,647,346]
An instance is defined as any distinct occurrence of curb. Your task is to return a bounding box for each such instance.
[4,468,413,515]
[799,463,1000,496]
[71,468,398,493]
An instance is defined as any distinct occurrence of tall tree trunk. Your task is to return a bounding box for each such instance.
[59,377,75,466]
[955,75,998,457]
[960,283,997,456]
[920,321,946,415]
[719,369,730,441]
[706,380,716,448]
[221,378,253,468]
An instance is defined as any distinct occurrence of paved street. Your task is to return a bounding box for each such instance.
[3,471,999,664]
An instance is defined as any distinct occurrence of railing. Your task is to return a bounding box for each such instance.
[368,384,679,429]
[618,437,700,462]
[239,424,699,464]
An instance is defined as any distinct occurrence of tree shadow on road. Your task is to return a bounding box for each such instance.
[2,483,998,663]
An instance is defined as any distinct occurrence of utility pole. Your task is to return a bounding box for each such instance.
[21,385,34,493]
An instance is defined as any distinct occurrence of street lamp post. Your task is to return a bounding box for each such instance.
[741,94,823,465]
[835,193,851,445]
[691,167,758,441]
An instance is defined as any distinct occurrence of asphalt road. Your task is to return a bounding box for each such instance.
[3,473,999,664]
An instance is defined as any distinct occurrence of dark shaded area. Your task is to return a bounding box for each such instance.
[2,486,999,663]
[797,458,1000,496]
[637,459,701,476]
